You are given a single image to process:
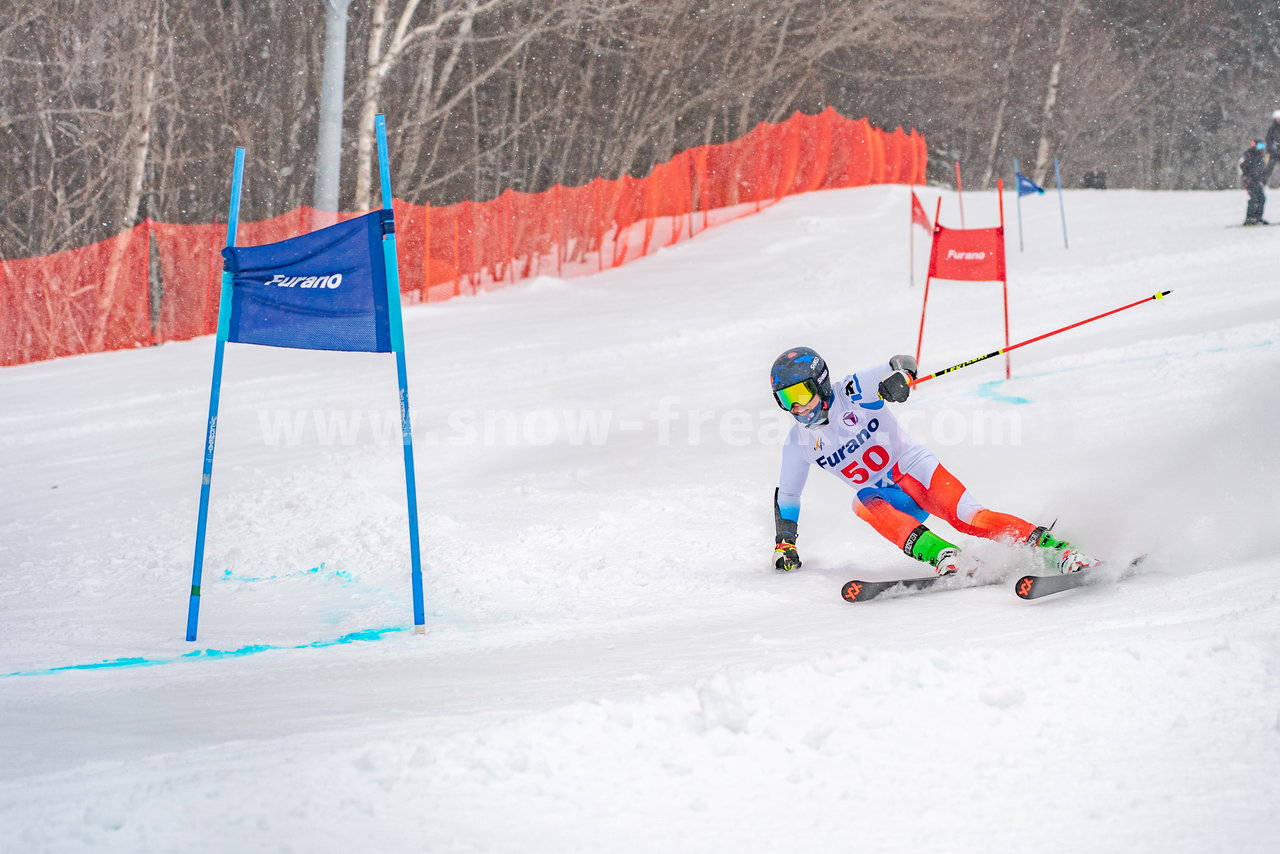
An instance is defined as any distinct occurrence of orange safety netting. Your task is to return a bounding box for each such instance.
[0,224,153,364]
[0,108,926,366]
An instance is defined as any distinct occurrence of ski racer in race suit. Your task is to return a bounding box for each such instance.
[769,347,1097,577]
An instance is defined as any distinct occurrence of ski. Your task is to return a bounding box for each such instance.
[1014,555,1146,600]
[841,571,997,603]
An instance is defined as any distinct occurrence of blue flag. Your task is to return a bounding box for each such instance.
[1015,172,1046,197]
[221,210,393,353]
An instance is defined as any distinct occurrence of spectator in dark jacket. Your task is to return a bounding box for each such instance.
[1266,110,1280,179]
[1240,140,1269,225]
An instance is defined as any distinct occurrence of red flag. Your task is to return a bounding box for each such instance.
[911,191,932,232]
[927,224,1005,282]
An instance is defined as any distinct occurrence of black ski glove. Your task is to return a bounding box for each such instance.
[774,537,801,572]
[878,370,913,402]
[878,354,918,403]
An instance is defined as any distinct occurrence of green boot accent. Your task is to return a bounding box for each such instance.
[1028,526,1071,570]
[1031,527,1071,551]
[906,527,958,567]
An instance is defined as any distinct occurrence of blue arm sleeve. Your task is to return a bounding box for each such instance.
[775,428,810,540]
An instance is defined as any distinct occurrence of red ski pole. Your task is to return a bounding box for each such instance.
[912,291,1172,386]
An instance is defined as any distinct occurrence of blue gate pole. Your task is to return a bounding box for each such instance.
[1054,157,1070,249]
[186,147,245,642]
[1012,158,1025,252]
[376,115,427,634]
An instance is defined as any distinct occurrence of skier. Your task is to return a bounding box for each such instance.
[768,347,1097,576]
[1240,139,1269,226]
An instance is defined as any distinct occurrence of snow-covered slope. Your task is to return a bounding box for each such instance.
[2,186,1278,853]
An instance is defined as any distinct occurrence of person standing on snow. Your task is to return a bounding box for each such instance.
[768,347,1097,576]
[1265,110,1280,178]
[1240,139,1270,226]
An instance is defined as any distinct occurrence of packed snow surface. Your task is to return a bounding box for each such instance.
[2,185,1278,853]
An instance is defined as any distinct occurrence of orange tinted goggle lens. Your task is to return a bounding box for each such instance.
[775,380,815,410]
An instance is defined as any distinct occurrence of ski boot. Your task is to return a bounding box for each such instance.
[1028,526,1099,574]
[908,527,978,577]
[933,547,966,576]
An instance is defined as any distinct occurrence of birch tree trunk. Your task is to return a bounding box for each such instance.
[354,0,394,211]
[980,13,1025,189]
[93,3,160,352]
[1032,0,1081,186]
[354,0,513,212]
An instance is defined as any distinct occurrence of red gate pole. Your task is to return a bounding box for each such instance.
[915,198,944,365]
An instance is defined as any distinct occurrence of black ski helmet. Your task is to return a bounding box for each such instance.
[770,347,833,427]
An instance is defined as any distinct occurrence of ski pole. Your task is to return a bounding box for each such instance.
[912,290,1172,386]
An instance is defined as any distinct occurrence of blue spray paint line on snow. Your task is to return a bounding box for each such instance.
[1,625,408,679]
[975,381,1033,405]
[971,351,1179,405]
[220,562,356,585]
[968,338,1275,405]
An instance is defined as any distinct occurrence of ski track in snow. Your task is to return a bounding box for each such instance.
[2,186,1279,853]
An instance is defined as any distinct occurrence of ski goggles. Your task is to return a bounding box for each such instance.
[774,379,817,411]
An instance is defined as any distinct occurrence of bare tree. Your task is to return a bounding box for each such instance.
[3,0,1280,262]
[94,1,162,351]
[1029,0,1081,185]
[354,0,517,211]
